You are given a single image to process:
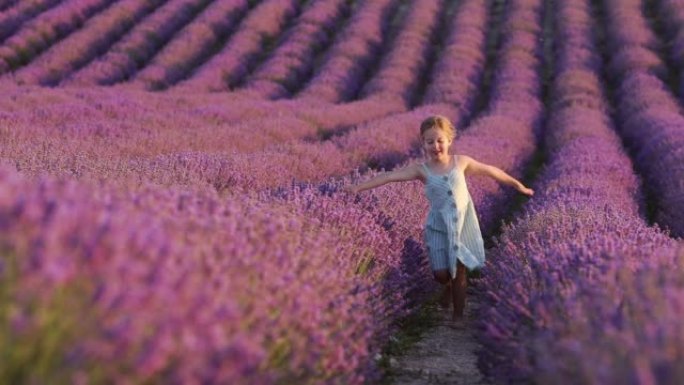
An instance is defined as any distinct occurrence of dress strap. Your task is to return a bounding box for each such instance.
[422,162,433,176]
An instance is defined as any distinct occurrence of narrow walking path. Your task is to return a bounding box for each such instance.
[386,290,490,385]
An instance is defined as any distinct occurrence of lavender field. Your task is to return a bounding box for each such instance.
[1,0,683,383]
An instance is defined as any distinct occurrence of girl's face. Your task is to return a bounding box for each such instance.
[422,127,452,161]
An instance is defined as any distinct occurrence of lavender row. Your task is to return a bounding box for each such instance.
[171,0,301,92]
[114,103,453,193]
[477,0,681,382]
[239,0,352,99]
[355,0,444,105]
[8,0,164,86]
[0,0,60,43]
[446,0,543,233]
[63,0,211,87]
[294,0,399,103]
[602,0,684,237]
[137,97,405,155]
[655,0,684,98]
[0,86,407,181]
[0,0,18,13]
[0,83,404,134]
[110,103,467,194]
[0,0,115,73]
[422,0,490,115]
[484,0,543,126]
[124,0,250,90]
[655,0,684,56]
[603,0,664,80]
[0,165,411,383]
[0,87,435,194]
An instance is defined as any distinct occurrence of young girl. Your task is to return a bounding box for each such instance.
[348,115,534,321]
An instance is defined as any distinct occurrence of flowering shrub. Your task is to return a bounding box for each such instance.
[11,0,164,86]
[174,0,300,92]
[64,0,211,86]
[477,1,684,383]
[601,0,684,237]
[295,0,399,102]
[240,0,351,99]
[0,0,115,73]
[128,0,250,90]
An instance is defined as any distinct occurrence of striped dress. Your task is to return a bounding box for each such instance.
[422,155,485,278]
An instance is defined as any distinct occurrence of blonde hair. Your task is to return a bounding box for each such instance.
[420,115,456,140]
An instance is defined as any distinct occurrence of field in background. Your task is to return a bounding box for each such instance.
[1,0,684,383]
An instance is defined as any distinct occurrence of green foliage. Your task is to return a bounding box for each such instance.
[355,254,375,275]
[0,250,95,385]
[267,336,292,369]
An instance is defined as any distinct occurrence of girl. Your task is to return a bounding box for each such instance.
[348,115,534,321]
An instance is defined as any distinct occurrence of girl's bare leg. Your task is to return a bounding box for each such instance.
[433,270,451,308]
[439,281,452,308]
[452,261,467,320]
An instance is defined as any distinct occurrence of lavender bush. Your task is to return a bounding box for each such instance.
[422,0,491,115]
[0,166,397,384]
[63,0,211,87]
[295,0,398,103]
[356,0,443,105]
[0,0,115,73]
[0,0,61,43]
[239,0,351,99]
[602,0,684,237]
[173,0,300,92]
[128,0,249,90]
[10,0,164,86]
[477,1,683,383]
[657,0,684,98]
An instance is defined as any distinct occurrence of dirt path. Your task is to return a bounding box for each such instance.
[386,293,491,385]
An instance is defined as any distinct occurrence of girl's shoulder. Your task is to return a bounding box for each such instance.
[454,154,473,171]
[409,160,429,181]
[454,153,474,161]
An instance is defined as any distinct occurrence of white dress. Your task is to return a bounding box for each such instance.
[422,155,486,278]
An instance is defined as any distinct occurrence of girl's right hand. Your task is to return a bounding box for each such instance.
[345,185,359,194]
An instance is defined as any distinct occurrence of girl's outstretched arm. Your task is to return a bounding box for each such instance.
[460,155,534,196]
[348,164,423,193]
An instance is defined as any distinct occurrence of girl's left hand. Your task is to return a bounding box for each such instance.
[519,186,534,196]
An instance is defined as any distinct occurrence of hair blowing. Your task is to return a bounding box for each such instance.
[420,115,456,140]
